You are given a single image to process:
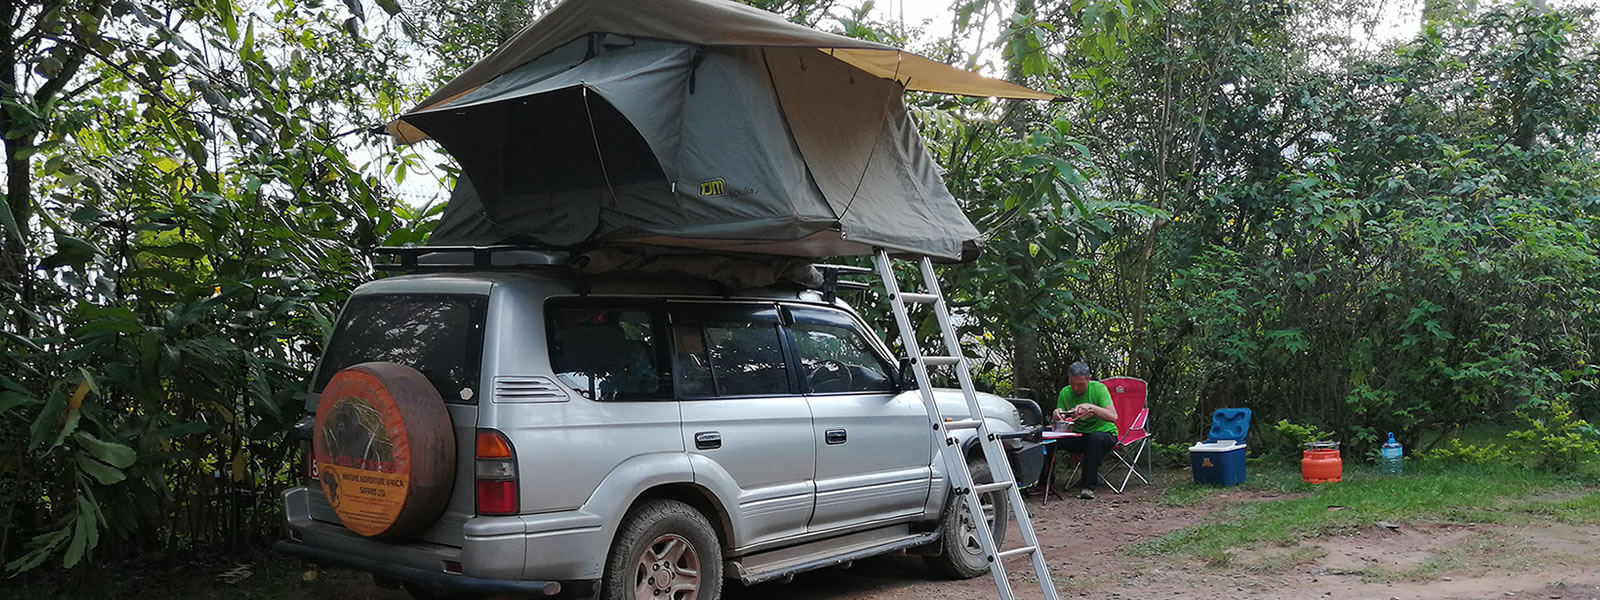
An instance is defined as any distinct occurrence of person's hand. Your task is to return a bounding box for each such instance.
[1072,403,1096,418]
[1052,408,1068,421]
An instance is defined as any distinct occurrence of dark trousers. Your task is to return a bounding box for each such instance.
[1047,432,1117,490]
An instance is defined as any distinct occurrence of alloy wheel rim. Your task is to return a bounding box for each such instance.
[959,491,1000,559]
[634,533,701,600]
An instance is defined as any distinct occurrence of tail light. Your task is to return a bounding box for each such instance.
[305,441,319,481]
[475,429,519,516]
[294,415,317,482]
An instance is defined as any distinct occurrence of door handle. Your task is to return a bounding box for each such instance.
[825,428,847,445]
[695,431,721,450]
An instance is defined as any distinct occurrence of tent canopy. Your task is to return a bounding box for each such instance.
[395,0,1053,261]
[388,0,1054,144]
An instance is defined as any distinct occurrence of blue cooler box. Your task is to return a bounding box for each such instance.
[1189,440,1246,486]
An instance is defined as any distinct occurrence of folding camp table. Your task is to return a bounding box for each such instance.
[1038,429,1080,506]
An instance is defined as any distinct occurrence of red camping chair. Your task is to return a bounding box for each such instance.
[1063,377,1154,494]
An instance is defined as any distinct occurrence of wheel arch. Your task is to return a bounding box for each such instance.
[625,483,734,553]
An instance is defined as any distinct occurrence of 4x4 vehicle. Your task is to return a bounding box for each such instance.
[277,253,1044,600]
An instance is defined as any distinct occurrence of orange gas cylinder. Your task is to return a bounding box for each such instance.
[1301,443,1343,484]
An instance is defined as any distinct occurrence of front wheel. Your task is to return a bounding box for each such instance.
[602,499,723,600]
[924,456,1011,579]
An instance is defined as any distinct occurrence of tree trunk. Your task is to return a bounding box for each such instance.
[1,0,35,336]
[1003,0,1045,406]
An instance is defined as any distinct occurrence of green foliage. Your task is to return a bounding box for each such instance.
[1508,400,1600,473]
[1262,420,1336,462]
[1151,441,1192,468]
[0,0,440,574]
[1417,439,1515,466]
[1412,401,1599,473]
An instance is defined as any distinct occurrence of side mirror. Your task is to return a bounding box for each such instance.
[895,357,919,391]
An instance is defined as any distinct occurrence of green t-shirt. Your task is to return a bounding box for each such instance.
[1058,381,1118,435]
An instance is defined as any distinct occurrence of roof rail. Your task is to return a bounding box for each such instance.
[814,263,874,276]
[373,245,573,273]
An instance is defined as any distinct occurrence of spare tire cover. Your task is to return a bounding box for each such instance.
[313,362,456,537]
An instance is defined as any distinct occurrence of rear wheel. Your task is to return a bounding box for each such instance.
[924,456,1010,579]
[602,499,723,600]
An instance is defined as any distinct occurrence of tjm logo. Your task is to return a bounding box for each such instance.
[699,178,726,196]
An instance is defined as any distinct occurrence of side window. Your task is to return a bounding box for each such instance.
[547,303,669,401]
[672,309,790,398]
[792,321,894,393]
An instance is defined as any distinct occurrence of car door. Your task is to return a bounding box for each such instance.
[786,304,932,533]
[671,302,816,548]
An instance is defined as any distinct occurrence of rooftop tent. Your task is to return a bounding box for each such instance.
[393,0,1054,261]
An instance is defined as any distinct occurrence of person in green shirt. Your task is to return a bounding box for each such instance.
[1049,361,1119,500]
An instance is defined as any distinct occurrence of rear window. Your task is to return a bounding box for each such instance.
[313,294,488,403]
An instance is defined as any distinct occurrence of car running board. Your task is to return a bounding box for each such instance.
[727,526,939,585]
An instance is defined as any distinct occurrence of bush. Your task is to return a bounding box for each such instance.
[1263,420,1336,462]
[1509,401,1600,473]
[1417,439,1514,465]
[1153,441,1192,468]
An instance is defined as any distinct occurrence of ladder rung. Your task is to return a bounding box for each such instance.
[920,355,961,366]
[996,545,1038,560]
[972,481,1014,494]
[944,419,984,430]
[899,292,939,304]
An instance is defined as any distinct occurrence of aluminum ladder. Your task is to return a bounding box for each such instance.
[872,249,1059,600]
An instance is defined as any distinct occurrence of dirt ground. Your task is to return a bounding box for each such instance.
[719,481,1600,600]
[292,475,1599,600]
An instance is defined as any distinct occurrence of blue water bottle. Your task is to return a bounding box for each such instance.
[1380,432,1403,475]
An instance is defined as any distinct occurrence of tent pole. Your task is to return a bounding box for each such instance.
[580,86,620,204]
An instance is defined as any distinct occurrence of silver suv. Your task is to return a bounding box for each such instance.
[277,256,1044,600]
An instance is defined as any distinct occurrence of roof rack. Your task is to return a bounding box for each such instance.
[373,247,882,301]
[814,263,873,302]
[373,245,573,272]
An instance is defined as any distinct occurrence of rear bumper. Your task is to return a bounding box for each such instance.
[280,486,611,593]
[276,539,590,597]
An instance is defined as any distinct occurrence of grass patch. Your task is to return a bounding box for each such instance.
[1546,491,1600,524]
[1135,462,1591,563]
[1158,483,1211,507]
[1510,490,1600,525]
[1158,464,1307,507]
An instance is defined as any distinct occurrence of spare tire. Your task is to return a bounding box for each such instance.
[312,362,456,537]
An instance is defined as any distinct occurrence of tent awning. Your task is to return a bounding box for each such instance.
[389,0,1055,144]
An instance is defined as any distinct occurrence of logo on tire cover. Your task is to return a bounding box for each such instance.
[316,380,412,536]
